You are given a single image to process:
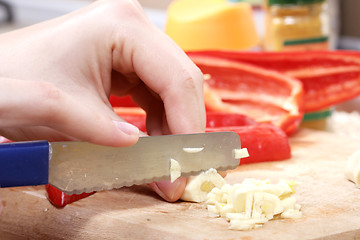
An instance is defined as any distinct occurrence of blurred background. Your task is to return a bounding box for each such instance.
[0,0,358,50]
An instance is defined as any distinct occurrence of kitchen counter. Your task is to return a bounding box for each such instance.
[1,128,359,240]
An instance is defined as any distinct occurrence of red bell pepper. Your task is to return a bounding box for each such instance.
[109,95,138,108]
[205,113,291,164]
[206,124,290,164]
[45,184,95,207]
[188,54,304,135]
[188,50,360,113]
[206,112,257,128]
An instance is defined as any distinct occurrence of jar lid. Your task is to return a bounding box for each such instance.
[269,0,325,5]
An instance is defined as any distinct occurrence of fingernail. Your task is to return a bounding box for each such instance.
[113,121,139,136]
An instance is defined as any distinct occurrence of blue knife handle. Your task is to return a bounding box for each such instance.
[0,141,49,188]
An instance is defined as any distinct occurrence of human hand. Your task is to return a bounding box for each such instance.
[0,0,205,202]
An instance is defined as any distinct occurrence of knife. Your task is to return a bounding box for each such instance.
[0,132,241,195]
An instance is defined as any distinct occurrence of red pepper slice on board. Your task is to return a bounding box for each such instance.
[187,50,360,112]
[188,54,304,135]
[45,184,95,207]
[204,112,291,164]
[206,123,291,164]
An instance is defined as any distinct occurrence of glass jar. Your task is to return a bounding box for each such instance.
[264,0,329,51]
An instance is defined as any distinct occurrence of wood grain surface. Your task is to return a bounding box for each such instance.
[0,129,360,240]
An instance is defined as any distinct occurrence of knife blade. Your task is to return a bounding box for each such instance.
[0,132,241,195]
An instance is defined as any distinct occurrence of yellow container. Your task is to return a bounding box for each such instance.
[264,0,331,130]
[264,0,329,51]
[165,0,259,51]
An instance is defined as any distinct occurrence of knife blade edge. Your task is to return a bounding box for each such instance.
[56,162,240,195]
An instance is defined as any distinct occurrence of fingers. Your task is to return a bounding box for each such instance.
[133,40,206,135]
[0,78,139,147]
[149,177,187,202]
[110,3,206,135]
[107,1,205,202]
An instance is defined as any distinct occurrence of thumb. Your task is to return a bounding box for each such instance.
[0,78,139,147]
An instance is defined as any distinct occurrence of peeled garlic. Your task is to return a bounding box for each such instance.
[280,196,297,211]
[178,146,301,231]
[204,178,302,231]
[345,150,360,188]
[180,168,226,202]
[233,148,249,159]
[207,204,220,217]
[281,209,302,219]
[170,158,181,183]
[252,192,283,219]
[232,189,254,217]
[182,147,204,153]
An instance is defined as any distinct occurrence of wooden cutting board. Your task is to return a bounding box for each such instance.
[1,129,360,240]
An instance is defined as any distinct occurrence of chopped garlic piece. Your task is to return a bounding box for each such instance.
[220,204,235,218]
[169,158,181,183]
[281,209,302,219]
[225,212,248,221]
[232,189,254,216]
[345,150,360,188]
[253,192,283,219]
[182,147,204,153]
[204,178,302,231]
[229,218,267,231]
[233,148,249,159]
[207,205,220,217]
[229,219,255,231]
[280,196,297,211]
[180,168,226,202]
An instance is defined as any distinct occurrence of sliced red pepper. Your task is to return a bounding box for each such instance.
[188,50,360,112]
[204,113,291,164]
[45,184,95,207]
[206,124,290,164]
[188,54,304,135]
[206,112,257,128]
